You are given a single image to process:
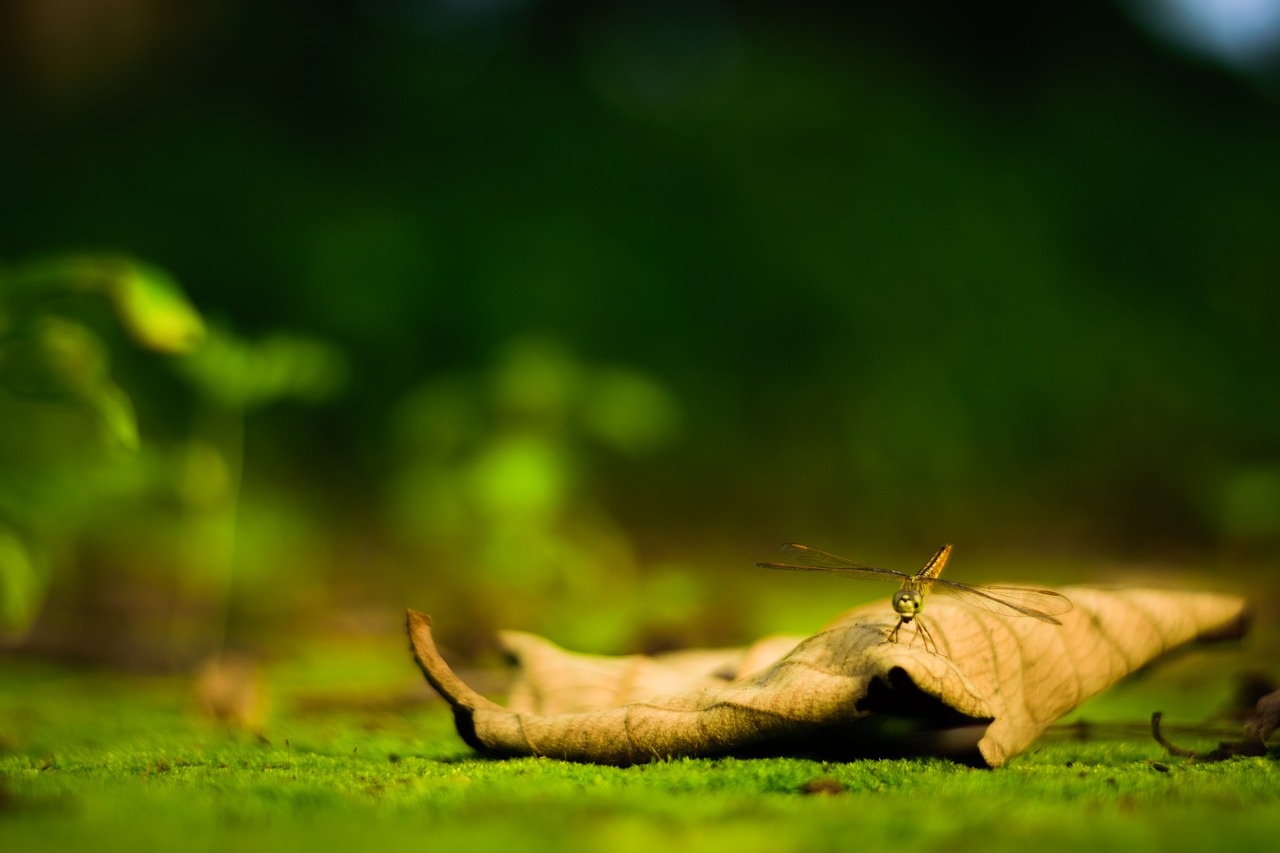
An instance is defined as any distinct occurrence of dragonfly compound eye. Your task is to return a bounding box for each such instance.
[892,589,924,616]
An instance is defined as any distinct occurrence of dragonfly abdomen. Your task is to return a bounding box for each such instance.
[915,544,953,580]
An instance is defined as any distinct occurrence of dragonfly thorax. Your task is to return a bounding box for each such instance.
[892,587,924,620]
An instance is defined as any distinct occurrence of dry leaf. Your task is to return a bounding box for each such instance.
[194,652,269,729]
[408,586,1246,767]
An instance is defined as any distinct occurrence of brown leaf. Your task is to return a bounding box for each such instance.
[194,652,269,730]
[407,586,1246,767]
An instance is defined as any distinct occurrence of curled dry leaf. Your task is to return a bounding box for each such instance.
[408,586,1246,767]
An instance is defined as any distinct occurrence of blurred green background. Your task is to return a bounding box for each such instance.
[2,0,1279,668]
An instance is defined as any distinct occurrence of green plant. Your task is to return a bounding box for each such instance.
[0,256,204,636]
[0,255,346,653]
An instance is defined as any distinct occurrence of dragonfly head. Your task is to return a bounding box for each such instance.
[892,588,924,620]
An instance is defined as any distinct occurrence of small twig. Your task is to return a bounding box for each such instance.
[1152,711,1271,762]
[1151,712,1201,758]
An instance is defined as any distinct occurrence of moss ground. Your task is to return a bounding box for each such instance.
[2,635,1276,853]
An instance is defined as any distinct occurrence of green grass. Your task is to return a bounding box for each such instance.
[2,639,1277,853]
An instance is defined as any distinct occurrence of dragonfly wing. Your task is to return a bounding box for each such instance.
[777,543,879,569]
[760,544,909,582]
[757,563,909,584]
[928,580,1073,623]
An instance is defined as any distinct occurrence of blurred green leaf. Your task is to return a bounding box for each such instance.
[176,326,347,409]
[466,435,570,522]
[1219,467,1280,541]
[0,526,46,635]
[104,261,207,354]
[0,316,108,397]
[3,257,206,354]
[0,317,139,451]
[581,367,681,454]
[391,379,481,460]
[82,381,141,452]
[492,338,581,422]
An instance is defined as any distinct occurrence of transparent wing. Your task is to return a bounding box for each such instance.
[778,543,880,569]
[928,580,1073,624]
[756,543,909,583]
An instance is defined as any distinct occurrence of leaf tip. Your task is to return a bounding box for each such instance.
[405,609,499,715]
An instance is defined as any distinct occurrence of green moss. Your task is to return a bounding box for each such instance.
[1,654,1276,853]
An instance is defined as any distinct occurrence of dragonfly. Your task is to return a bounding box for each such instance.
[757,544,1072,653]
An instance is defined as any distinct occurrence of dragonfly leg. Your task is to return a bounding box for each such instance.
[914,617,938,655]
[887,617,905,644]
